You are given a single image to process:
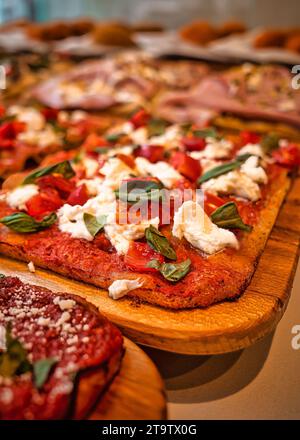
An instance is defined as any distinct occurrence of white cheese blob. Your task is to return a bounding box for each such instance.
[27,261,35,273]
[238,143,265,158]
[77,177,104,196]
[82,157,99,178]
[172,200,239,255]
[240,155,268,184]
[190,137,233,160]
[8,106,45,131]
[201,156,267,202]
[148,124,181,149]
[57,204,93,241]
[18,125,61,149]
[104,215,159,255]
[6,184,39,210]
[57,186,116,240]
[135,157,181,189]
[101,157,135,189]
[202,171,261,202]
[108,278,144,300]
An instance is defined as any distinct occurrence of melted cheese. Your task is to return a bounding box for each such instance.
[190,137,233,160]
[172,201,239,255]
[108,278,144,300]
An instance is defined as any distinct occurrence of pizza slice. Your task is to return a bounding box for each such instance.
[154,64,300,129]
[0,275,124,420]
[0,113,299,309]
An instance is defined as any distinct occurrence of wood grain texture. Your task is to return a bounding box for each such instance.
[90,338,167,420]
[1,178,299,355]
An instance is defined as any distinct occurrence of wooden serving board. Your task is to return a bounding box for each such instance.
[1,178,300,355]
[90,338,166,420]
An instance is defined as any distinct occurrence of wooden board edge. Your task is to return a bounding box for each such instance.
[89,338,167,420]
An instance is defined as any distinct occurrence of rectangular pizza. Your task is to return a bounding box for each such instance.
[0,110,299,309]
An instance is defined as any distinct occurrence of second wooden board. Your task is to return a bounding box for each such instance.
[1,178,299,355]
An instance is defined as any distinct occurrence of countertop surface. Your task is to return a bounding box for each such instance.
[143,262,300,420]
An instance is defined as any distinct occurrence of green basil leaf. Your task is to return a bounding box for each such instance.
[94,146,110,154]
[147,258,191,283]
[0,212,57,233]
[33,358,58,390]
[105,133,124,143]
[180,122,192,135]
[193,127,218,139]
[145,225,177,260]
[23,160,75,185]
[0,326,32,378]
[147,118,168,138]
[0,274,5,278]
[210,202,252,232]
[116,179,163,203]
[83,213,107,237]
[261,133,280,154]
[198,154,252,184]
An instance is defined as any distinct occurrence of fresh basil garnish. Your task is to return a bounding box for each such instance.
[105,133,124,143]
[193,127,218,139]
[0,326,32,378]
[0,274,5,278]
[116,179,163,203]
[147,258,191,282]
[0,212,57,233]
[33,357,58,390]
[23,160,75,185]
[83,213,107,237]
[261,133,280,154]
[210,202,252,232]
[145,225,177,260]
[147,118,168,138]
[198,154,252,184]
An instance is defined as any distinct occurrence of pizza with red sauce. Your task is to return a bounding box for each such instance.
[0,275,124,420]
[0,111,299,309]
[0,104,117,178]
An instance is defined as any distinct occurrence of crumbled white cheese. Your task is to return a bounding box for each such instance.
[6,184,39,210]
[57,204,93,241]
[101,157,135,189]
[172,201,239,255]
[82,157,99,178]
[238,143,265,158]
[18,125,61,149]
[130,127,148,145]
[190,137,233,160]
[148,124,181,149]
[105,215,159,255]
[202,171,261,202]
[108,278,144,300]
[8,105,45,131]
[135,157,181,188]
[27,261,35,273]
[53,297,76,311]
[201,155,267,202]
[240,156,268,184]
[77,177,104,196]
